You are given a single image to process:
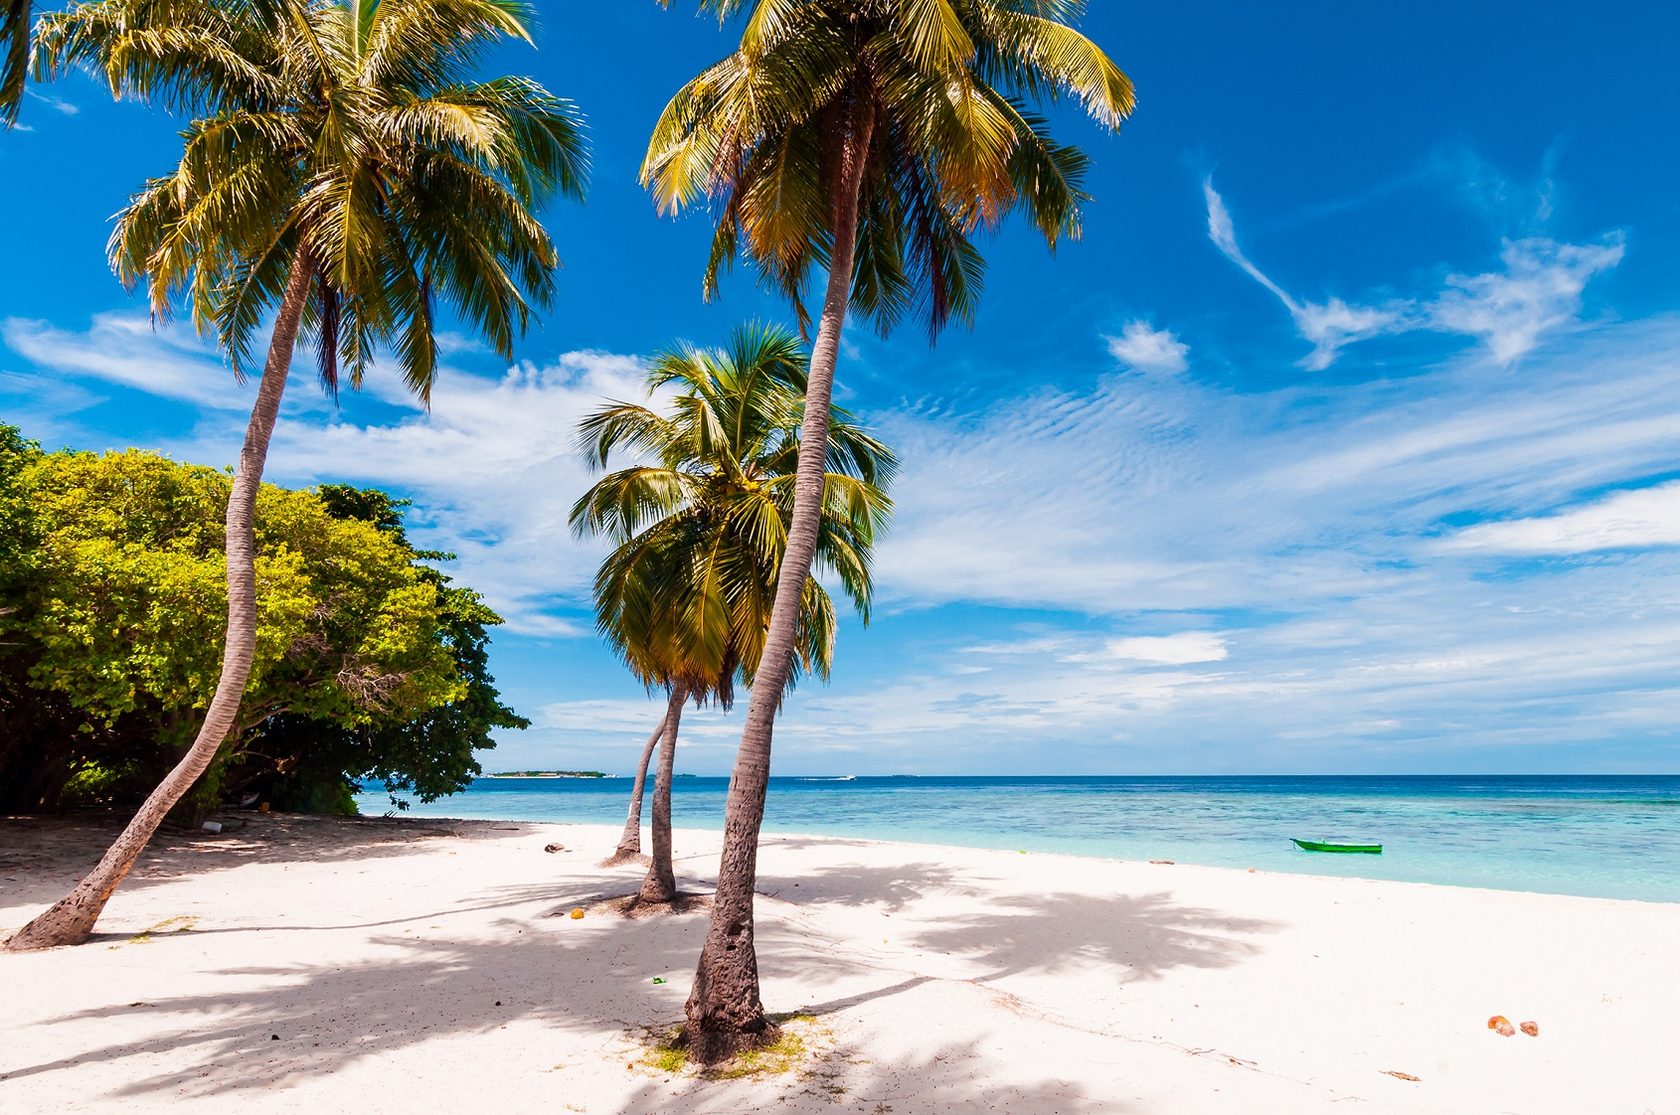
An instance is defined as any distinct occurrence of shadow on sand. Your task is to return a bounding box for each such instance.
[0,813,544,910]
[2,835,1275,1111]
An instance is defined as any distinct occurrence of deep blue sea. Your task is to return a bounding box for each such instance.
[354,775,1680,903]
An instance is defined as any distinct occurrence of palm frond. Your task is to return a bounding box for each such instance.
[42,0,587,403]
[652,0,1131,339]
[573,322,893,704]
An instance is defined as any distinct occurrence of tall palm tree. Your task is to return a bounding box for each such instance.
[3,0,586,952]
[646,0,1132,1059]
[572,322,893,905]
[1,0,27,125]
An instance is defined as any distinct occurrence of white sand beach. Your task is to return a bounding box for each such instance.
[2,814,1674,1114]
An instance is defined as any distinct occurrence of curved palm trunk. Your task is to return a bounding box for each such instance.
[681,100,877,1062]
[637,685,688,904]
[3,250,316,952]
[605,713,669,864]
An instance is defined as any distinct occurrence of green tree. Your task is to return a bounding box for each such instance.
[646,0,1132,1058]
[571,322,893,905]
[0,446,514,815]
[248,486,529,814]
[6,0,586,952]
[0,447,524,816]
[0,423,65,809]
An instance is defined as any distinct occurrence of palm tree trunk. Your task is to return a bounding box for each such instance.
[605,713,669,864]
[637,685,688,904]
[681,96,878,1062]
[3,249,316,952]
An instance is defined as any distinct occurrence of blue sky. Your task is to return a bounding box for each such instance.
[4,1,1680,775]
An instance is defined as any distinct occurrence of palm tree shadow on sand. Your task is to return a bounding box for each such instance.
[1,857,1276,1106]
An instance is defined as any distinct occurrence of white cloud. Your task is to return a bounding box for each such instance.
[833,312,1680,768]
[877,315,1680,619]
[1106,320,1189,375]
[1427,237,1624,362]
[1441,481,1680,555]
[1,313,247,409]
[245,351,655,636]
[1203,178,1622,369]
[1204,179,1405,369]
[24,90,79,116]
[1091,632,1229,665]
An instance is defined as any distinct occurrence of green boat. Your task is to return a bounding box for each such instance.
[1292,838,1383,854]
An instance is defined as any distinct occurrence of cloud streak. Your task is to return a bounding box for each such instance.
[1203,178,1622,369]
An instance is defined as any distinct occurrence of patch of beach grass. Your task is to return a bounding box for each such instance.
[123,915,199,945]
[633,1013,828,1080]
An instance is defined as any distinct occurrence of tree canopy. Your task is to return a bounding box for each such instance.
[0,424,524,814]
[571,322,895,707]
[646,0,1133,338]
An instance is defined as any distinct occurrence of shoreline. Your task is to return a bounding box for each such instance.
[356,791,1680,905]
[4,813,1677,1113]
[439,813,1680,910]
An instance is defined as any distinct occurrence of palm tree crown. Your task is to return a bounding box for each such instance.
[35,0,587,396]
[647,0,1134,337]
[570,322,894,707]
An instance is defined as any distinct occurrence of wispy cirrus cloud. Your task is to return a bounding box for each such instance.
[1203,178,1622,369]
[24,90,80,116]
[1431,237,1625,362]
[1,313,243,409]
[1204,179,1405,369]
[841,310,1680,770]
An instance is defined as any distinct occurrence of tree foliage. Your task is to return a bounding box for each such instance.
[647,0,1133,337]
[0,427,522,814]
[32,0,588,400]
[570,322,895,707]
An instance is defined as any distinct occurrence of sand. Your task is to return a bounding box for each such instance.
[1,813,1674,1114]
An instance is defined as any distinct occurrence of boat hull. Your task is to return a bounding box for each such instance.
[1292,838,1383,854]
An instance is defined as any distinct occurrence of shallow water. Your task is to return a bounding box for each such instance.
[355,774,1680,903]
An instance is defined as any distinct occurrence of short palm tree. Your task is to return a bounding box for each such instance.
[572,322,893,905]
[603,711,672,866]
[647,0,1133,1059]
[4,0,586,952]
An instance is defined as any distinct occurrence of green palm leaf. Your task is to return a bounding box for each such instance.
[38,0,587,396]
[571,322,894,707]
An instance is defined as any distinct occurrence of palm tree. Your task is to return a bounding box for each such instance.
[603,712,671,865]
[1,0,27,125]
[571,322,893,905]
[645,0,1133,1059]
[3,0,586,952]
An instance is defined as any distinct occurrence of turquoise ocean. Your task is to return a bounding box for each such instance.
[354,775,1680,903]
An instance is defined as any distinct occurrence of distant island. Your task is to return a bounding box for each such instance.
[484,770,607,779]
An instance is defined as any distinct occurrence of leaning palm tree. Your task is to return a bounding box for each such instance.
[572,322,893,905]
[646,0,1133,1059]
[603,712,672,865]
[4,0,586,952]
